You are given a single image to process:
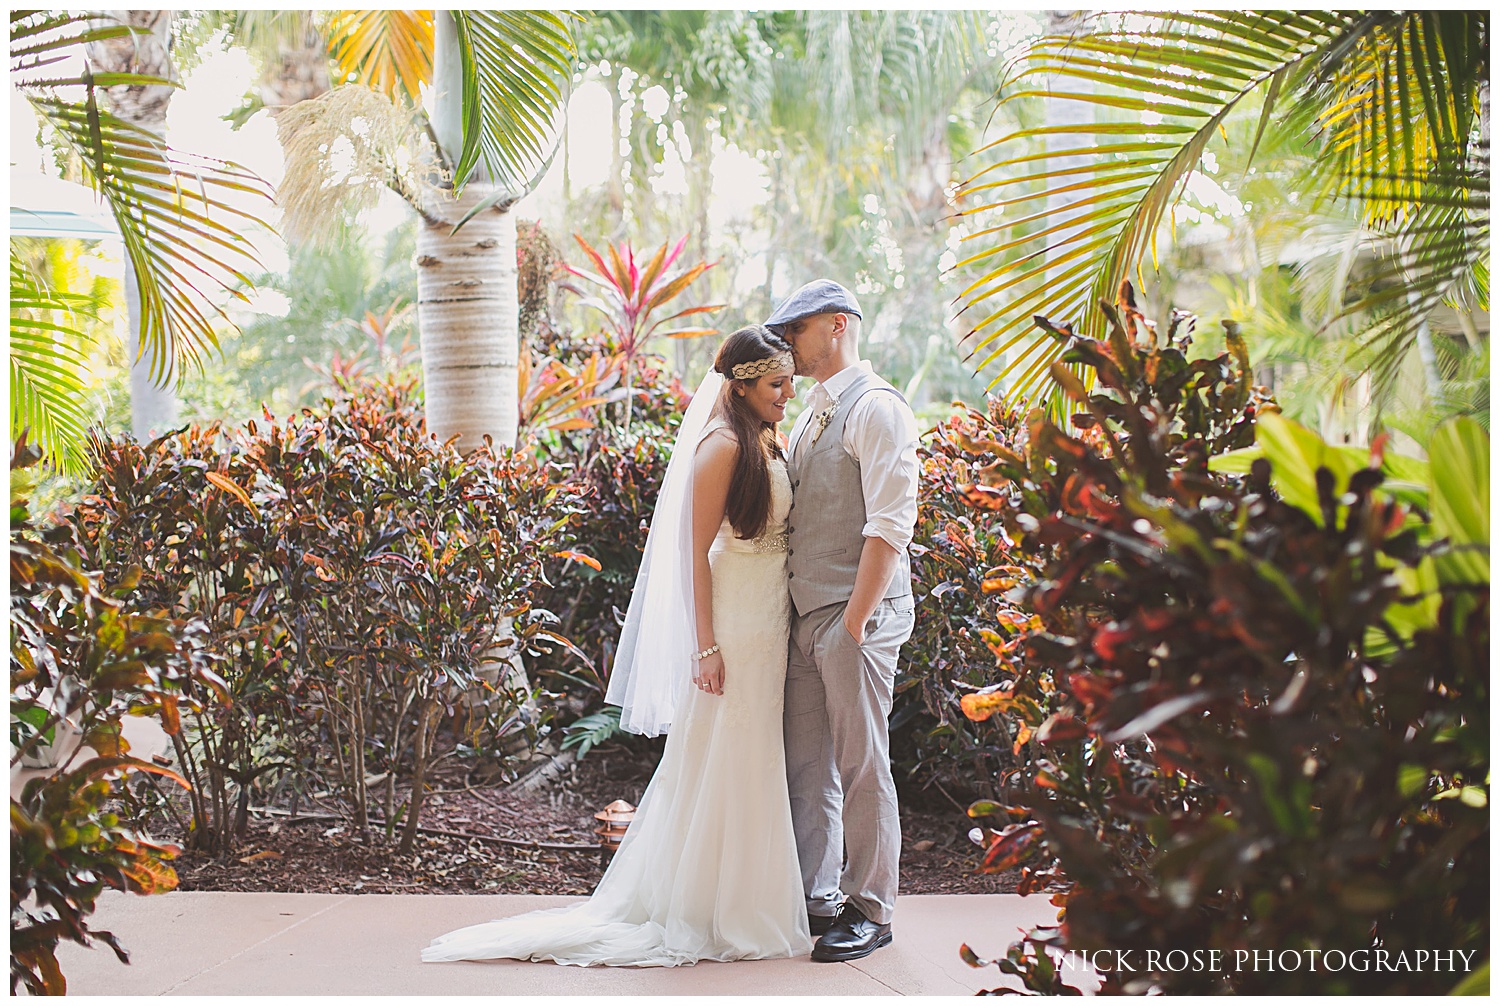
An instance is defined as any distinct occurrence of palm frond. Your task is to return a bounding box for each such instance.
[30,86,273,385]
[955,11,1359,402]
[560,705,622,759]
[1300,13,1489,398]
[1347,205,1489,400]
[1313,12,1488,219]
[9,10,139,79]
[325,9,433,107]
[449,11,576,193]
[1283,212,1374,326]
[9,254,100,476]
[956,11,1488,408]
[797,10,990,166]
[219,10,323,57]
[13,9,276,387]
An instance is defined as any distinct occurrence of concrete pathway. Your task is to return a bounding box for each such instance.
[54,890,1096,996]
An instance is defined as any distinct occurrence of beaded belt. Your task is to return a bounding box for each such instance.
[746,531,790,553]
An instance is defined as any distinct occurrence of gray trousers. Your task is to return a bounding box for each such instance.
[784,596,916,926]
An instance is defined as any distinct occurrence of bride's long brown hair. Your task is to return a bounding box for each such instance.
[711,326,792,539]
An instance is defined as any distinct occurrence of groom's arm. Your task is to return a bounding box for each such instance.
[842,392,920,643]
[843,537,902,643]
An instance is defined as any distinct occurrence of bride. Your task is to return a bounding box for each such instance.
[423,326,811,967]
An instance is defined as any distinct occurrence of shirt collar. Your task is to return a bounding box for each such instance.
[816,360,873,403]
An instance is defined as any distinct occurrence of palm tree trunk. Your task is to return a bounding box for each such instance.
[764,153,782,308]
[682,113,714,379]
[1410,300,1445,401]
[88,10,180,439]
[418,11,535,775]
[895,117,954,410]
[124,269,179,439]
[419,12,520,453]
[416,191,520,453]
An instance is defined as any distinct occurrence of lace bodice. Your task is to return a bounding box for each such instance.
[714,457,791,554]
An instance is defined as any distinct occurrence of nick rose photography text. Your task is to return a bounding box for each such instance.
[1062,949,1480,975]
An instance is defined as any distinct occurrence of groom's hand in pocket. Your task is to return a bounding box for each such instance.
[696,651,726,696]
[844,536,900,645]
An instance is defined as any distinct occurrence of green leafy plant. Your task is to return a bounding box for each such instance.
[534,361,689,706]
[560,705,623,760]
[69,422,301,855]
[519,349,622,436]
[895,400,1049,794]
[1212,410,1489,646]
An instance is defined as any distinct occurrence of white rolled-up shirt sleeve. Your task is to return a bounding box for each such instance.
[843,391,920,553]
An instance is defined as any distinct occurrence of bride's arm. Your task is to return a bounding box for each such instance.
[689,431,737,696]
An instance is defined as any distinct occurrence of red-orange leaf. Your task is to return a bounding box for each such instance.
[961,689,1014,722]
[1036,712,1089,745]
[205,471,257,515]
[982,823,1041,873]
[554,550,602,571]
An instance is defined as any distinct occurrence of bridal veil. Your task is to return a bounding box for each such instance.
[604,368,724,736]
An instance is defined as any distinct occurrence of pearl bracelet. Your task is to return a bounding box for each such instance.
[693,643,720,660]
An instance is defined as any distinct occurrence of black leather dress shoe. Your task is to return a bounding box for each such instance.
[808,912,838,937]
[810,903,892,962]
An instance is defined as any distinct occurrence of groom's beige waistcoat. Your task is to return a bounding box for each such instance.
[786,369,913,616]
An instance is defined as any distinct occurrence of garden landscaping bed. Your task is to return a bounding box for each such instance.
[168,740,1021,899]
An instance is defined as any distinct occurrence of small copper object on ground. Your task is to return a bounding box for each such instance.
[593,799,636,864]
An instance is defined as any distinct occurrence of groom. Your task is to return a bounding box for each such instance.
[767,280,919,963]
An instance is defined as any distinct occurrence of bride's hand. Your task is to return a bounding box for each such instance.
[694,651,725,696]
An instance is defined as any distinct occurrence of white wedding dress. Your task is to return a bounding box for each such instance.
[423,444,811,967]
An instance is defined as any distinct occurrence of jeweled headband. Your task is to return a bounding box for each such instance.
[728,351,794,381]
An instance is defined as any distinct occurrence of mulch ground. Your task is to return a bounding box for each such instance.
[169,740,1021,898]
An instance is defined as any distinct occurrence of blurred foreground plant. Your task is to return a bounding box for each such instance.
[951,285,1486,994]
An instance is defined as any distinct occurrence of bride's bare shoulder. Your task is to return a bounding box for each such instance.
[695,426,739,467]
[697,423,739,451]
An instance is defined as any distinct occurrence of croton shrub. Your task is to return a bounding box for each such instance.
[895,399,1048,793]
[11,451,220,995]
[953,291,1487,994]
[534,355,688,705]
[64,374,590,855]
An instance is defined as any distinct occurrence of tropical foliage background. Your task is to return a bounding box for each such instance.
[9,8,1488,996]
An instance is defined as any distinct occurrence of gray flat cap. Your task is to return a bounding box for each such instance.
[764,279,862,335]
